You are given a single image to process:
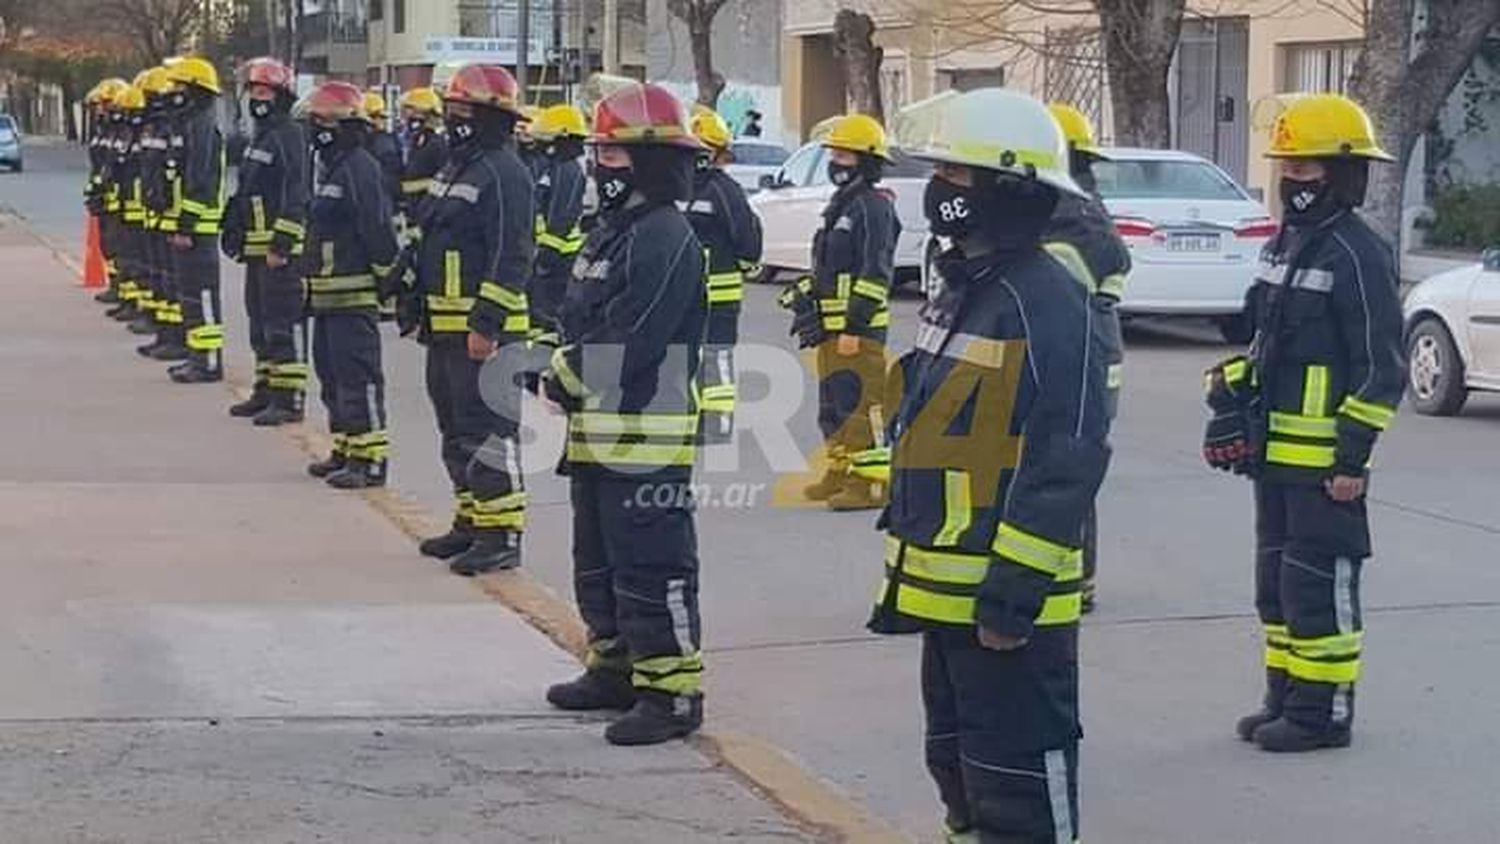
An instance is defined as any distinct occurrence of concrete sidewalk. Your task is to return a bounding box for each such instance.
[0,214,811,842]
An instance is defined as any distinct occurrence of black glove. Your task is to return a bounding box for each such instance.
[778,279,825,349]
[535,246,568,279]
[220,231,244,262]
[541,370,581,413]
[1203,356,1256,475]
[395,291,423,338]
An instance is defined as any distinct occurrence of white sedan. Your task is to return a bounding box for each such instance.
[1402,249,1500,415]
[749,141,930,285]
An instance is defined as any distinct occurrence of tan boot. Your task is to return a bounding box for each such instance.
[803,469,844,502]
[828,480,886,511]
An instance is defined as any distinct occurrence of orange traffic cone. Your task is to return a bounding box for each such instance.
[82,214,106,289]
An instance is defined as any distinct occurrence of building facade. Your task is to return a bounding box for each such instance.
[645,0,784,141]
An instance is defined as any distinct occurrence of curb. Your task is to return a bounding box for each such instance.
[15,208,911,844]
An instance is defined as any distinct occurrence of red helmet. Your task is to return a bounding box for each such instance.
[589,82,702,149]
[304,81,365,122]
[443,63,521,114]
[241,57,294,95]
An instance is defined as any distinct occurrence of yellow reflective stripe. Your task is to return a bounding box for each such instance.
[706,271,743,287]
[272,218,305,238]
[566,440,697,467]
[1268,411,1337,440]
[401,178,433,195]
[444,250,462,299]
[320,241,335,276]
[250,196,266,234]
[549,346,588,397]
[311,291,381,309]
[1265,441,1336,468]
[1223,358,1249,385]
[187,325,225,350]
[818,299,848,314]
[502,313,531,334]
[1338,396,1396,431]
[1034,592,1082,627]
[478,281,528,311]
[700,384,736,413]
[632,652,704,694]
[307,274,376,293]
[836,273,851,299]
[1302,365,1329,417]
[900,544,987,586]
[1286,654,1360,684]
[892,583,974,625]
[849,447,891,483]
[851,278,888,303]
[572,413,697,436]
[1290,632,1363,658]
[991,523,1071,576]
[822,315,848,330]
[470,491,528,529]
[933,470,972,547]
[537,230,584,253]
[426,295,475,313]
[870,311,890,328]
[708,286,744,304]
[178,198,222,218]
[428,315,470,332]
[1100,274,1127,299]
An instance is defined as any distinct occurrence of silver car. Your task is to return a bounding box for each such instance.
[0,114,22,172]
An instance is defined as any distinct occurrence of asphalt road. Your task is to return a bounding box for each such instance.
[7,142,1500,842]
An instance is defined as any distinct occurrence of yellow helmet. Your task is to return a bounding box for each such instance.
[140,66,178,97]
[89,78,130,107]
[1262,93,1392,161]
[690,109,732,150]
[363,90,388,123]
[821,113,891,161]
[1048,102,1099,154]
[533,103,588,140]
[399,87,442,116]
[116,85,146,112]
[894,88,1084,196]
[165,56,221,95]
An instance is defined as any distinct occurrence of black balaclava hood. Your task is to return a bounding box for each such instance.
[829,152,884,189]
[1280,157,1368,227]
[629,144,697,205]
[1069,148,1099,196]
[925,168,1058,248]
[549,136,584,162]
[449,106,517,153]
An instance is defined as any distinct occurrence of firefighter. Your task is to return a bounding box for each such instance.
[110,84,150,323]
[405,64,534,575]
[222,57,309,426]
[540,82,708,746]
[527,103,587,347]
[1045,102,1131,614]
[685,108,761,444]
[398,87,448,217]
[363,89,404,203]
[300,81,400,489]
[868,87,1111,843]
[516,105,547,181]
[132,66,187,356]
[1209,93,1403,753]
[86,79,129,305]
[160,57,228,384]
[795,113,899,511]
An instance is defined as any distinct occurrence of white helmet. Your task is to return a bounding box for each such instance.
[893,87,1085,197]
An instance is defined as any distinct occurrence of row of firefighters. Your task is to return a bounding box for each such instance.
[81,58,1404,842]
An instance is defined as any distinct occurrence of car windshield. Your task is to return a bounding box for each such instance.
[731,142,788,166]
[0,116,15,140]
[1093,159,1246,201]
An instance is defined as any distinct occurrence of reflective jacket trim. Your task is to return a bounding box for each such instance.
[549,346,588,398]
[401,177,434,196]
[706,269,744,305]
[991,522,1074,577]
[1043,241,1097,292]
[878,537,1082,628]
[1268,411,1337,439]
[1265,441,1335,468]
[632,652,704,695]
[933,470,972,547]
[1339,395,1396,431]
[477,282,531,335]
[1302,364,1330,417]
[444,250,462,298]
[567,412,699,468]
[469,491,528,530]
[700,384,736,413]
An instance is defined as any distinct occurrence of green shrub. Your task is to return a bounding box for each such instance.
[1424,184,1500,250]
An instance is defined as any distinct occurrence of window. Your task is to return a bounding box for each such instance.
[940,67,1004,93]
[1092,159,1249,201]
[779,143,821,187]
[730,142,789,167]
[1281,42,1360,94]
[370,0,382,21]
[394,0,405,33]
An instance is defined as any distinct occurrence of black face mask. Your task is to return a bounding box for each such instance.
[311,125,338,151]
[248,99,274,120]
[1279,176,1338,225]
[448,116,478,148]
[407,117,427,134]
[594,164,634,212]
[924,177,978,240]
[828,162,859,187]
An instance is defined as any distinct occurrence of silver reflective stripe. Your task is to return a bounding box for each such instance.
[245,147,274,164]
[1044,749,1074,844]
[1334,556,1354,634]
[202,290,217,325]
[715,348,733,383]
[316,183,344,198]
[1294,268,1335,293]
[292,322,306,363]
[1256,261,1288,286]
[914,320,951,354]
[447,183,482,203]
[365,383,380,430]
[582,259,611,280]
[958,753,1044,779]
[1332,686,1351,725]
[502,434,521,487]
[665,578,694,655]
[686,199,714,215]
[834,215,853,232]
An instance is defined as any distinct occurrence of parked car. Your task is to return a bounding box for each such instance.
[749,141,931,284]
[0,114,22,172]
[724,139,789,195]
[1402,247,1500,415]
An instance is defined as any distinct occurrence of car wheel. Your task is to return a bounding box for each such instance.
[1215,312,1254,345]
[1407,317,1468,416]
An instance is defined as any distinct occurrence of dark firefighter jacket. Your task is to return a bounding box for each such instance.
[223,114,308,260]
[684,165,762,346]
[811,180,899,342]
[302,145,399,314]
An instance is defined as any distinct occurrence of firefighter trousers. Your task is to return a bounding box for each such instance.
[815,338,887,455]
[312,311,388,465]
[1254,480,1368,731]
[146,231,181,336]
[571,473,703,700]
[923,627,1080,844]
[245,260,308,404]
[698,344,736,445]
[424,340,525,541]
[172,235,223,371]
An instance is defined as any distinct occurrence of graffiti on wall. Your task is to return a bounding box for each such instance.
[659,80,784,145]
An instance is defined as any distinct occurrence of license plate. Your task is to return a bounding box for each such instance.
[1168,233,1222,252]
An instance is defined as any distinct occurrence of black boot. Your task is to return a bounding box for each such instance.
[95,288,121,304]
[326,458,387,490]
[307,452,347,479]
[127,314,158,335]
[229,388,271,418]
[169,360,223,384]
[448,537,521,576]
[108,302,137,321]
[148,330,189,361]
[136,338,162,358]
[418,524,474,560]
[1081,578,1097,614]
[1252,718,1351,752]
[1238,668,1288,741]
[546,670,636,712]
[605,691,703,746]
[252,393,304,427]
[1236,709,1280,742]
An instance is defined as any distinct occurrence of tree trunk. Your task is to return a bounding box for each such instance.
[1094,0,1184,147]
[1347,0,1500,246]
[832,8,883,121]
[688,13,724,107]
[61,77,77,140]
